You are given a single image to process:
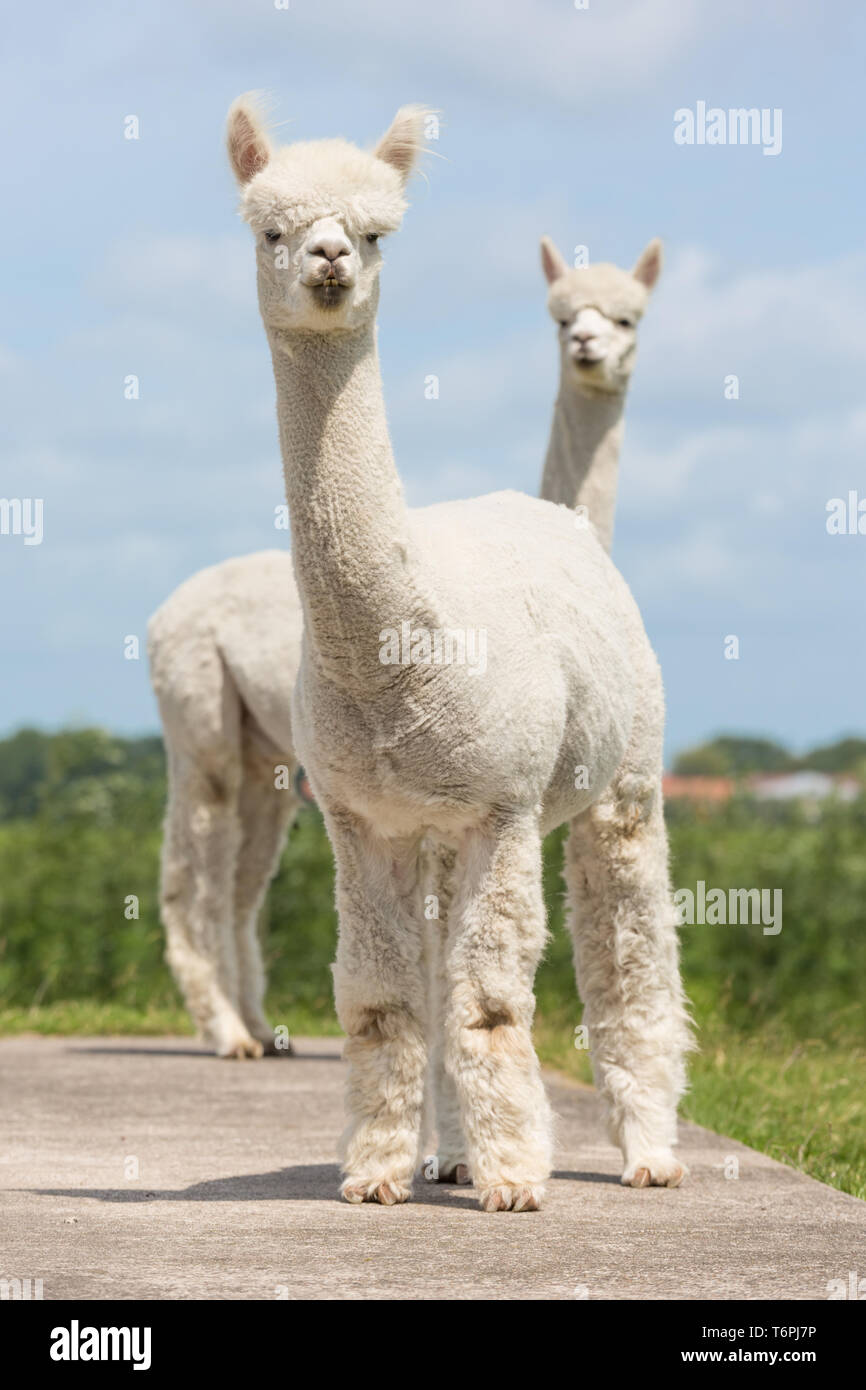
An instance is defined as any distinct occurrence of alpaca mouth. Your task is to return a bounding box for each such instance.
[311,279,351,309]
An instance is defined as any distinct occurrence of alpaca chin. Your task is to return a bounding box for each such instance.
[312,282,351,311]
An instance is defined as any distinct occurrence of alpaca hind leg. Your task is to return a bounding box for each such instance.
[428,929,470,1184]
[421,844,470,1184]
[445,816,553,1212]
[564,779,693,1187]
[329,815,428,1206]
[160,753,261,1058]
[233,727,301,1054]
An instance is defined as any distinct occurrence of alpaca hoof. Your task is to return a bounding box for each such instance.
[217,1036,264,1060]
[479,1183,543,1213]
[341,1178,411,1206]
[437,1162,471,1185]
[622,1156,687,1189]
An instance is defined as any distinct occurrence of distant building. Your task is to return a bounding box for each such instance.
[663,771,861,805]
[748,771,860,803]
[662,775,734,803]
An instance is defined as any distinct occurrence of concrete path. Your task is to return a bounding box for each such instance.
[1,1035,863,1300]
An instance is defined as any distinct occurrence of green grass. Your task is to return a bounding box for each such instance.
[0,997,342,1040]
[0,1000,194,1037]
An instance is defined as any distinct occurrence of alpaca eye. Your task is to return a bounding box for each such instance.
[558,320,569,328]
[366,232,380,244]
[264,229,281,244]
[617,318,633,328]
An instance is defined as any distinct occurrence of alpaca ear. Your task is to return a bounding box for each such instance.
[540,236,568,286]
[633,238,663,291]
[227,95,273,186]
[374,105,430,183]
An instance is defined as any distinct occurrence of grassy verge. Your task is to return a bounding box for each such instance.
[0,998,342,1040]
[0,1001,194,1037]
[534,986,866,1201]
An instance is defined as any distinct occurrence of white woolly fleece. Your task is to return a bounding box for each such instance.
[240,139,409,238]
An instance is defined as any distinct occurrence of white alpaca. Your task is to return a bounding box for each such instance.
[431,235,664,1180]
[224,95,692,1212]
[148,237,660,1066]
[539,235,662,551]
[148,551,302,1057]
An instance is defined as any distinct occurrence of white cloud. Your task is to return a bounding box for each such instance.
[197,0,704,111]
[619,406,866,608]
[640,246,866,410]
[620,426,738,505]
[95,234,253,310]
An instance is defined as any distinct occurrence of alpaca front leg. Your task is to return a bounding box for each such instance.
[564,785,694,1188]
[329,820,428,1205]
[445,817,553,1212]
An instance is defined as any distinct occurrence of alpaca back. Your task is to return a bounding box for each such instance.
[148,550,302,759]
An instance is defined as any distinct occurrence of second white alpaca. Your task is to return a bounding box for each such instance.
[539,234,662,548]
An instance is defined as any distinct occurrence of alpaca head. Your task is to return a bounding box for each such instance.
[540,237,662,395]
[227,96,430,335]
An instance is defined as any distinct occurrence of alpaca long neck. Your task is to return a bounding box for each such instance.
[269,320,417,688]
[539,374,626,554]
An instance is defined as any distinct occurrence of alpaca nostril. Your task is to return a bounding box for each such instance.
[309,239,351,263]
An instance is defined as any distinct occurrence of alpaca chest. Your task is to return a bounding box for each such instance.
[295,671,567,838]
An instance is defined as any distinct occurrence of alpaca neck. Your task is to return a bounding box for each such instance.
[539,372,627,554]
[269,318,416,688]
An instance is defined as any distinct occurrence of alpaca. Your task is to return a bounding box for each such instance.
[149,240,655,1064]
[538,235,662,552]
[430,235,663,1180]
[148,550,303,1058]
[225,95,693,1212]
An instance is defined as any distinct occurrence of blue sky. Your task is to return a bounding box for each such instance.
[1,0,863,761]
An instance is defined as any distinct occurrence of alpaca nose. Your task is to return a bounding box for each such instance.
[572,328,596,344]
[308,234,351,264]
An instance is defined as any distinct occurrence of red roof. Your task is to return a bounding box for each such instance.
[662,775,734,802]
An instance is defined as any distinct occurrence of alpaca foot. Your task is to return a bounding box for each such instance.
[621,1153,687,1189]
[217,1035,265,1059]
[478,1182,544,1213]
[436,1160,471,1185]
[205,1011,266,1058]
[341,1177,412,1206]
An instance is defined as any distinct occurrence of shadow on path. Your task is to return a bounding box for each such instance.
[27,1165,616,1206]
[66,1047,342,1062]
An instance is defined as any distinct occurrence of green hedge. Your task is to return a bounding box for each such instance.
[0,729,864,1047]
